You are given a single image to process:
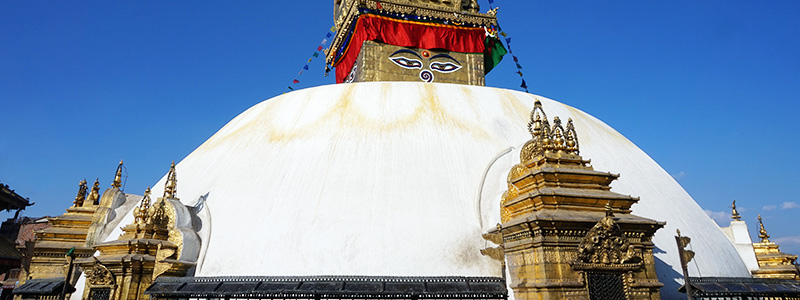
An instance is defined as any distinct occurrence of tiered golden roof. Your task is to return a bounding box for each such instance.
[24,161,128,282]
[501,100,640,223]
[752,215,799,280]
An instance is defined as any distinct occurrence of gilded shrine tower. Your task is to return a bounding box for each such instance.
[487,101,667,300]
[75,162,198,300]
[326,0,505,85]
[23,161,128,282]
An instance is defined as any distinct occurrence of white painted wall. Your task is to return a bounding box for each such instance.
[100,82,750,300]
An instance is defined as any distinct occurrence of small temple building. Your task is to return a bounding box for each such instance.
[13,1,800,300]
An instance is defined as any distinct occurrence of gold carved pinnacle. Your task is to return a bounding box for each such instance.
[86,178,100,206]
[758,214,770,243]
[73,179,88,207]
[149,198,170,229]
[163,161,178,199]
[134,187,152,225]
[731,200,741,221]
[520,100,581,163]
[112,159,123,188]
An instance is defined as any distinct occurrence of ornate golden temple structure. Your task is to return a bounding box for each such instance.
[21,161,128,284]
[74,162,195,300]
[17,162,198,300]
[482,100,665,300]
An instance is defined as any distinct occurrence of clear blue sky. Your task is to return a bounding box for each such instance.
[2,1,799,254]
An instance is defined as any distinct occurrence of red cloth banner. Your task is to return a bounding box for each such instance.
[334,14,486,83]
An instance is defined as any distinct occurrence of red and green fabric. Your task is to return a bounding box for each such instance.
[332,14,504,83]
[484,36,507,74]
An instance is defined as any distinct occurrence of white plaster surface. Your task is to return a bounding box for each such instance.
[721,220,760,271]
[102,82,751,299]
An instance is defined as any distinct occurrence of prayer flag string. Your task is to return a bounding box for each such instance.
[486,0,529,93]
[287,27,337,92]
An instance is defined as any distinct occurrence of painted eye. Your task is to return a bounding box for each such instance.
[430,62,462,73]
[389,56,423,69]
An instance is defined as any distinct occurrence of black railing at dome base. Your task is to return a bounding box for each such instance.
[679,277,800,300]
[145,275,508,300]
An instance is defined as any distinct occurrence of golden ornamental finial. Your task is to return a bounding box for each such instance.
[73,179,88,207]
[86,178,100,206]
[163,161,178,199]
[758,214,770,243]
[565,118,579,154]
[520,99,581,162]
[112,160,123,188]
[527,100,549,137]
[133,187,152,225]
[605,201,614,217]
[731,200,741,221]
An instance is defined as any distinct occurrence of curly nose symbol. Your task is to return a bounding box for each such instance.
[419,70,434,83]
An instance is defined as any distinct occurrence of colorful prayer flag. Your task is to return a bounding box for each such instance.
[500,32,507,37]
[303,65,309,70]
[521,79,528,89]
[313,52,320,58]
[321,39,328,45]
[317,45,324,51]
[516,63,522,69]
[516,71,523,76]
[288,86,294,91]
[505,38,511,44]
[488,0,494,3]
[330,26,337,32]
[293,79,300,84]
[513,56,518,62]
[326,32,332,38]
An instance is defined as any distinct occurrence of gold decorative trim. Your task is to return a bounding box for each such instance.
[84,259,115,286]
[574,204,641,268]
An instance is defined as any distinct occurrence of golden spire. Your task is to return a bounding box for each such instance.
[112,160,123,188]
[86,178,100,206]
[133,187,152,225]
[163,161,178,199]
[73,179,88,207]
[758,214,770,243]
[731,200,741,221]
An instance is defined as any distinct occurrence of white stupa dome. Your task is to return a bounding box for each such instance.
[102,82,750,299]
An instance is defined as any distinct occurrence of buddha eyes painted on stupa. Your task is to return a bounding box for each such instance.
[388,49,463,83]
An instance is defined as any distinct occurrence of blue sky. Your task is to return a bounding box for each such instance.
[2,1,799,255]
